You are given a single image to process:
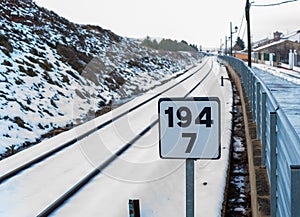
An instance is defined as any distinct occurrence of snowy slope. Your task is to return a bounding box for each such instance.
[0,0,201,157]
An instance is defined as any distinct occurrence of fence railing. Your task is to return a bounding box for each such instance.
[219,56,300,217]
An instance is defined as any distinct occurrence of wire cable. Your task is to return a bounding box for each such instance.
[242,25,247,42]
[237,13,245,38]
[252,0,298,7]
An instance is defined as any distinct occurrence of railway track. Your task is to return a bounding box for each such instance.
[0,58,210,183]
[0,57,228,217]
[37,57,214,217]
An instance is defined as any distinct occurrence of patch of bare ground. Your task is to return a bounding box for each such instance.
[224,84,252,217]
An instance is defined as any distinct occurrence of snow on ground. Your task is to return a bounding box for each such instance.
[253,63,300,136]
[0,0,201,156]
[50,58,233,217]
[0,57,233,217]
[254,63,300,85]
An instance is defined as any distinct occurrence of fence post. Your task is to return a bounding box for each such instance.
[261,92,267,166]
[247,72,251,99]
[245,70,248,93]
[270,111,277,217]
[252,75,256,116]
[291,165,300,217]
[256,82,261,138]
[248,73,252,107]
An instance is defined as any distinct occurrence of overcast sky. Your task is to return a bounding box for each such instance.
[34,0,300,49]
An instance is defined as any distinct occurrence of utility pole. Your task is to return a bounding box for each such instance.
[245,0,252,67]
[244,0,297,68]
[230,22,238,56]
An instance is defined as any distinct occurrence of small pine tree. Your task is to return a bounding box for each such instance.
[142,37,198,52]
[181,40,188,45]
[235,37,245,50]
[152,39,159,49]
[142,36,153,48]
[189,44,198,52]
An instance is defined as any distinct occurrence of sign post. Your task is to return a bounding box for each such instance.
[158,97,220,217]
[186,159,194,217]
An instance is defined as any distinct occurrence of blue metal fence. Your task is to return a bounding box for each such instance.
[219,56,300,217]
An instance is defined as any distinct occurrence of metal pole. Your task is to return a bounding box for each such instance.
[256,82,261,138]
[220,38,223,54]
[221,76,224,86]
[230,22,233,56]
[246,0,252,67]
[261,92,266,166]
[186,159,194,217]
[250,74,253,110]
[225,36,227,55]
[291,165,300,217]
[252,75,256,114]
[270,111,277,217]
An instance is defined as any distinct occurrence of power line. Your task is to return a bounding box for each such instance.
[252,0,298,7]
[236,13,247,44]
[237,13,245,38]
[242,25,247,42]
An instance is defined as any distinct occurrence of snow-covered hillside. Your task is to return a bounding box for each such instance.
[0,0,201,158]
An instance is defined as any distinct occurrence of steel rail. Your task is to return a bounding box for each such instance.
[37,58,215,217]
[0,59,210,183]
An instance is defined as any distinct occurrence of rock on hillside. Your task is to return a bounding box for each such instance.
[0,0,201,158]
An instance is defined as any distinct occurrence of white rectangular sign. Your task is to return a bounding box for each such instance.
[158,97,220,159]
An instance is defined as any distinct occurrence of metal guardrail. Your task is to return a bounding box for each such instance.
[219,56,300,217]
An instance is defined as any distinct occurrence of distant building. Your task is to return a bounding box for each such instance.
[253,40,300,66]
[273,31,283,40]
[234,52,248,62]
[252,30,300,67]
[252,37,269,49]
